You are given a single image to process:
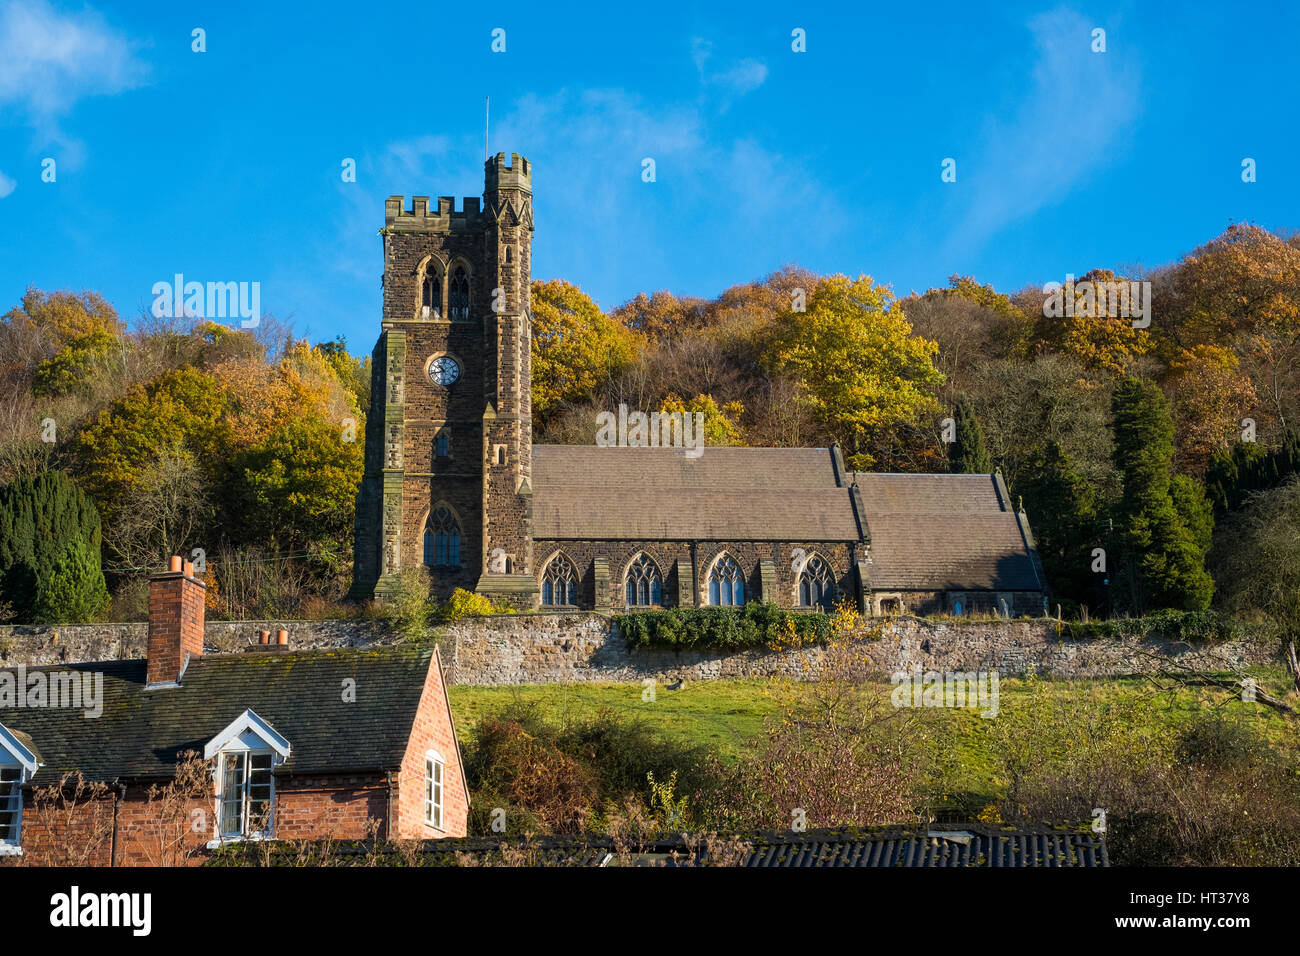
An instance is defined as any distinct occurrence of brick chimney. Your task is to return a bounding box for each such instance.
[146,555,206,687]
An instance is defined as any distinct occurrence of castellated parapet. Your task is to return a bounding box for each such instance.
[384,195,484,232]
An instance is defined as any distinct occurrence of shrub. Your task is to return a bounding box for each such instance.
[462,702,718,837]
[615,602,830,650]
[383,567,432,640]
[433,587,509,623]
[1060,608,1247,643]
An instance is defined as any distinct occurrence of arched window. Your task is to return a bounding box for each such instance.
[707,554,745,606]
[449,266,469,320]
[421,265,442,319]
[436,431,449,458]
[625,553,663,607]
[423,507,460,567]
[798,556,836,611]
[541,553,579,606]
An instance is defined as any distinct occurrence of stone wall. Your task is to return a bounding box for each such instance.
[440,613,1276,685]
[0,613,1277,684]
[0,619,395,668]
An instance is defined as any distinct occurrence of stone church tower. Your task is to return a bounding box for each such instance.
[351,153,538,605]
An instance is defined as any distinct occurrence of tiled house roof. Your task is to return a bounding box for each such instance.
[0,645,439,786]
[213,826,1108,868]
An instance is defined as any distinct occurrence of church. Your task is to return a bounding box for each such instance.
[350,154,1049,617]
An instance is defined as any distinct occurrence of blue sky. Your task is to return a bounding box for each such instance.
[1,0,1297,351]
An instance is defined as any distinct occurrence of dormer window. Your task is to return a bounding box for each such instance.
[204,709,291,844]
[0,723,39,855]
[219,750,273,839]
[449,266,469,320]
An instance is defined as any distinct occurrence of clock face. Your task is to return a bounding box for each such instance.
[429,356,461,387]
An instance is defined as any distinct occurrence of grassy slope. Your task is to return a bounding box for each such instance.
[449,668,1298,811]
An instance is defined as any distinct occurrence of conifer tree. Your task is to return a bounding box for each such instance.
[1110,378,1214,612]
[0,471,108,622]
[948,394,992,474]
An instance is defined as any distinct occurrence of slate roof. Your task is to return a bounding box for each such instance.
[854,473,1043,592]
[214,826,1108,868]
[530,445,1044,593]
[532,446,860,540]
[0,645,438,786]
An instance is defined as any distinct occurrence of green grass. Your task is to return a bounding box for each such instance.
[449,679,779,760]
[448,668,1299,812]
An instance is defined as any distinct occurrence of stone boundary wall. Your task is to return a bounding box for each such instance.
[1,614,1276,684]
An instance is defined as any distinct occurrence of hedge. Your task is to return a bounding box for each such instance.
[615,603,830,650]
[1060,609,1250,643]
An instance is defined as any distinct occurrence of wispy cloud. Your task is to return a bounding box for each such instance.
[316,78,841,324]
[0,0,148,153]
[944,7,1141,253]
[0,169,15,198]
[692,37,768,101]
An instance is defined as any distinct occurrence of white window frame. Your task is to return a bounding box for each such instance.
[214,748,277,842]
[425,749,445,831]
[0,723,40,856]
[203,710,290,846]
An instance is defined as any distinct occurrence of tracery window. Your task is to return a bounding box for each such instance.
[424,507,461,567]
[625,553,663,607]
[798,556,836,611]
[541,554,579,606]
[707,554,745,606]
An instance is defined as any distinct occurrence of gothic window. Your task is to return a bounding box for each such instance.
[436,431,449,458]
[624,553,663,607]
[449,266,470,320]
[541,553,579,606]
[421,265,442,319]
[424,507,461,567]
[707,554,745,606]
[798,556,836,611]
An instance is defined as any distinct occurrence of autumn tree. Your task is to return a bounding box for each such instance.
[1030,268,1153,375]
[762,275,943,470]
[1164,345,1258,474]
[234,412,364,552]
[531,280,637,426]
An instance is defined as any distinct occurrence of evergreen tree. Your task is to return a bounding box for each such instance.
[31,541,110,624]
[948,394,992,473]
[1017,442,1098,606]
[0,471,108,622]
[1110,379,1214,612]
[1204,431,1300,515]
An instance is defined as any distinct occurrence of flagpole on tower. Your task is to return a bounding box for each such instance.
[485,96,490,161]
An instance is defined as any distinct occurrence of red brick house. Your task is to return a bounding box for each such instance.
[0,557,468,866]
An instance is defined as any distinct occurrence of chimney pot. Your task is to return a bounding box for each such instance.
[183,559,194,577]
[258,629,270,644]
[169,555,182,573]
[276,629,288,646]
